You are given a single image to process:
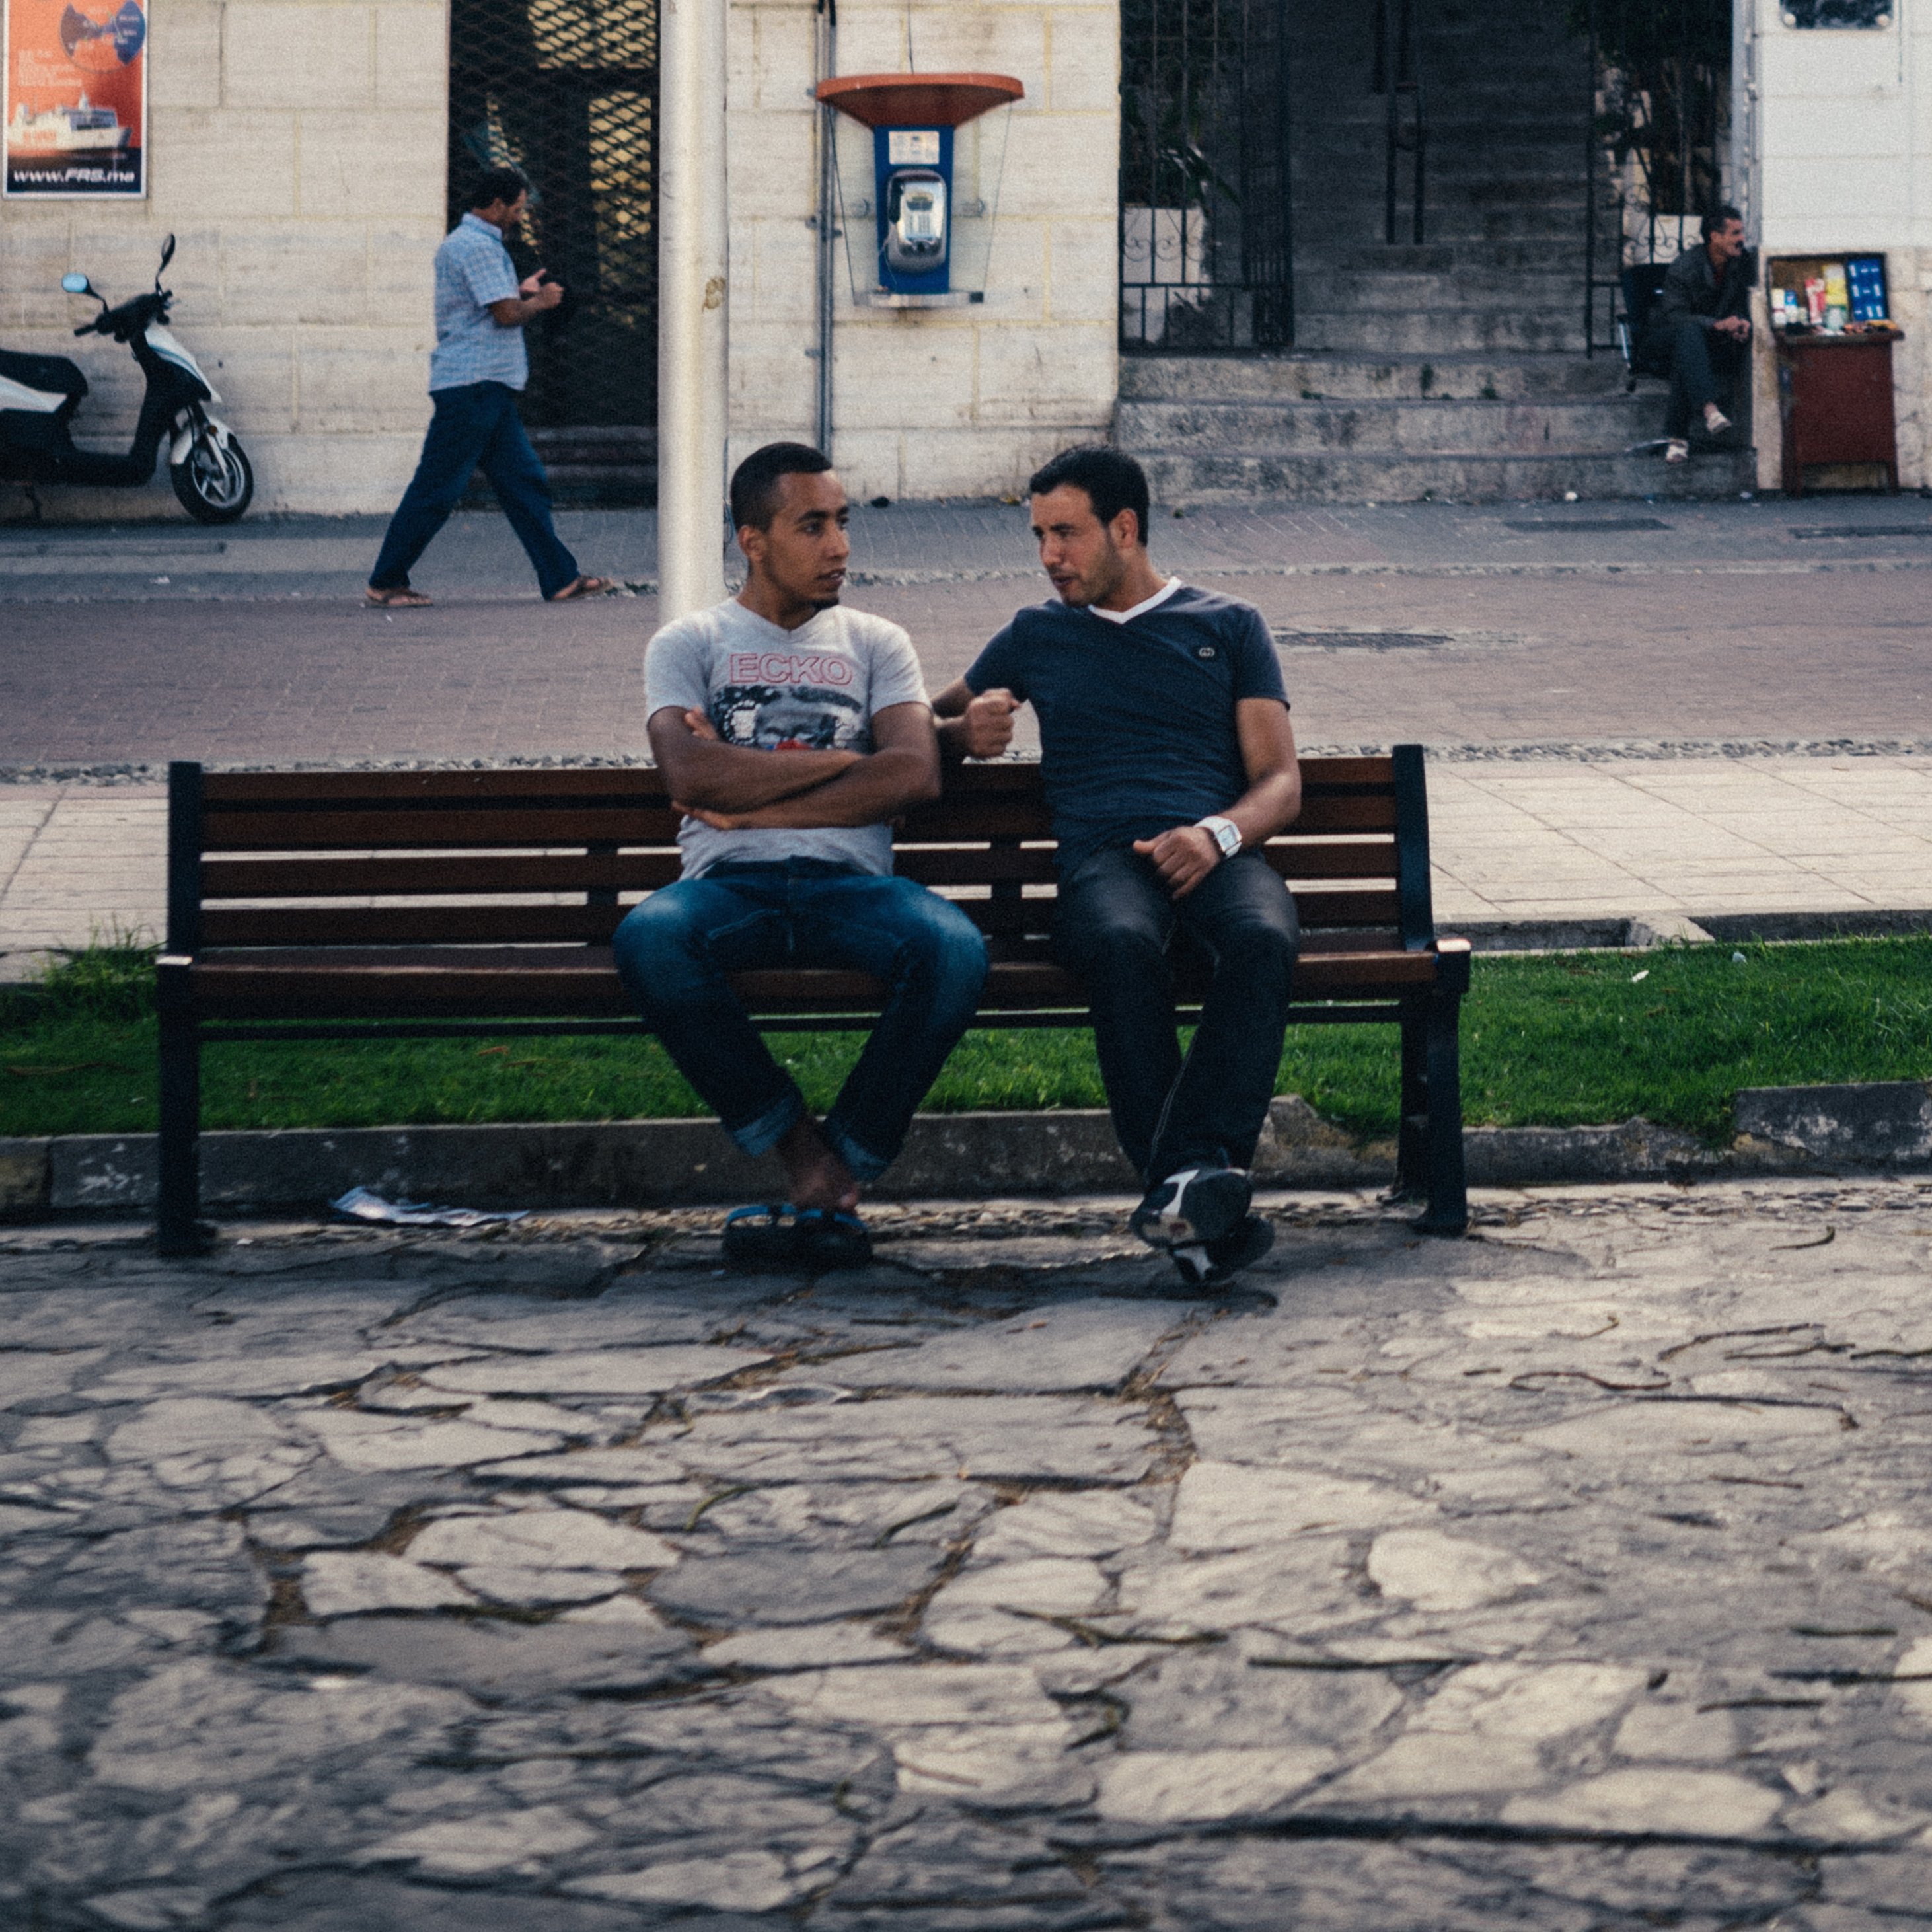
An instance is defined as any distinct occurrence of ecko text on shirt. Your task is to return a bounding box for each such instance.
[728,651,856,688]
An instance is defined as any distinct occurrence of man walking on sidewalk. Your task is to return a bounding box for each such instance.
[934,445,1302,1288]
[366,165,613,608]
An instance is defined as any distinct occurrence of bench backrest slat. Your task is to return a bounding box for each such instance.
[174,751,1436,955]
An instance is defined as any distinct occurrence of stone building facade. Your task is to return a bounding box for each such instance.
[6,0,1932,518]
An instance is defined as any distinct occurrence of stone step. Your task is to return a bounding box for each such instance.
[1118,395,1678,456]
[1301,240,1619,275]
[1119,351,1636,404]
[1296,268,1587,314]
[1289,308,1583,353]
[1140,446,1756,506]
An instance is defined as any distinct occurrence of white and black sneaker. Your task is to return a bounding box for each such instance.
[1171,1214,1275,1290]
[1131,1164,1253,1253]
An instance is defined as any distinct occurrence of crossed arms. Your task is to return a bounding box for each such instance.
[651,684,1301,897]
[647,701,940,830]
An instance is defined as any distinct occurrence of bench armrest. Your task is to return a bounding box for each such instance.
[1432,935,1472,994]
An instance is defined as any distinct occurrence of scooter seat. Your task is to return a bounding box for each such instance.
[0,349,87,403]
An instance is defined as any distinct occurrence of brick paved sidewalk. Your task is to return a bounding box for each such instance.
[6,754,1931,979]
[1,1181,1929,1929]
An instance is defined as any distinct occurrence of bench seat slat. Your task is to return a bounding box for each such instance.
[198,887,1408,950]
[186,944,1442,1021]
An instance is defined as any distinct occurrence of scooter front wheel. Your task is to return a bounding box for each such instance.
[171,427,253,524]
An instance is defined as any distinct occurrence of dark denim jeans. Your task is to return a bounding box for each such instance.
[612,860,988,1182]
[369,381,580,599]
[1660,318,1747,438]
[1054,845,1299,1186]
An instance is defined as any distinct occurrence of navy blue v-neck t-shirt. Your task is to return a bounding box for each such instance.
[963,584,1289,876]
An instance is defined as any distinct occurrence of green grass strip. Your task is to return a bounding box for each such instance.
[2,937,1928,1146]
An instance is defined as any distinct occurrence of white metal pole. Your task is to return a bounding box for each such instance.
[658,0,729,621]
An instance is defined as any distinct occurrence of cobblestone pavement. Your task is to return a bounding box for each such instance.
[3,1180,1931,1928]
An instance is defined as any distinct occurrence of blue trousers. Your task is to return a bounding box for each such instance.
[613,860,988,1182]
[369,381,580,599]
[1660,318,1747,439]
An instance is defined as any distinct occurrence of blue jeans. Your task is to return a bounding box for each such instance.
[612,860,988,1182]
[369,381,580,599]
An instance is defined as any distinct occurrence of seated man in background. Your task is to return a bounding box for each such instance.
[1645,204,1752,466]
[934,445,1302,1288]
[615,443,986,1266]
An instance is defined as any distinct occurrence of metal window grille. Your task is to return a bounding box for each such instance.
[448,0,659,429]
[1119,0,1294,352]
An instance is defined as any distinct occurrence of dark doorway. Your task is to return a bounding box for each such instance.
[1119,0,1294,351]
[447,0,658,436]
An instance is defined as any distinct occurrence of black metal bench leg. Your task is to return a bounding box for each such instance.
[156,957,213,1256]
[1395,994,1428,1198]
[1414,979,1468,1236]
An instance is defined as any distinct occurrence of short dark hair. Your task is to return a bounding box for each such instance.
[730,441,833,533]
[1701,203,1744,239]
[1027,444,1150,548]
[470,165,531,211]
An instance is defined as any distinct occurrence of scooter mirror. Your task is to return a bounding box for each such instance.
[157,234,176,277]
[61,273,92,295]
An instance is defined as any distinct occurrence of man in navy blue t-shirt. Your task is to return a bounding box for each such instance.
[934,446,1302,1286]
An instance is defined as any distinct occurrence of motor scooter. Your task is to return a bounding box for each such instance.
[0,235,252,523]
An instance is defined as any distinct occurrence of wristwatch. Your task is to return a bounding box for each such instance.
[1197,815,1242,859]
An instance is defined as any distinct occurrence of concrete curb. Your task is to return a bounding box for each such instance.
[3,1083,1929,1224]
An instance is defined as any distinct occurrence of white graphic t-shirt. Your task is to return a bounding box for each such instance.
[644,597,929,878]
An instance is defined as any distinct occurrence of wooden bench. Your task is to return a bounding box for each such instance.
[156,749,1471,1253]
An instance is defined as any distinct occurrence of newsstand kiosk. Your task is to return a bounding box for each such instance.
[1766,252,1903,494]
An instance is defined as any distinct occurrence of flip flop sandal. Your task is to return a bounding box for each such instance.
[722,1204,873,1272]
[547,576,618,601]
[365,585,433,607]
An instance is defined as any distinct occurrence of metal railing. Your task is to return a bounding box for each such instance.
[1118,0,1294,352]
[1373,0,1423,246]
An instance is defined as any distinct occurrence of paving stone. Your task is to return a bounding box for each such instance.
[971,1490,1161,1562]
[706,1626,913,1670]
[455,1567,626,1608]
[1168,1462,1436,1550]
[213,1873,656,1931]
[301,1553,478,1617]
[275,1610,696,1696]
[1366,1529,1546,1612]
[800,1301,1198,1393]
[88,1659,472,1792]
[1501,1767,1787,1837]
[650,1394,1160,1485]
[648,1545,942,1625]
[422,1344,776,1397]
[406,1507,679,1572]
[299,1409,569,1471]
[1096,1746,1337,1823]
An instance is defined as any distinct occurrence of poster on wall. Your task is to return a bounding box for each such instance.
[3,0,146,198]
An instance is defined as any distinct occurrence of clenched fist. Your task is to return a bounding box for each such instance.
[956,687,1018,760]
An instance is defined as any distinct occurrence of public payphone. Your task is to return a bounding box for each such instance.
[817,72,1023,307]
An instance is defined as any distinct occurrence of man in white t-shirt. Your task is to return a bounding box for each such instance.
[613,444,988,1234]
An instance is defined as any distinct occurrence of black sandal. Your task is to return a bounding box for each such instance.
[722,1203,873,1272]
